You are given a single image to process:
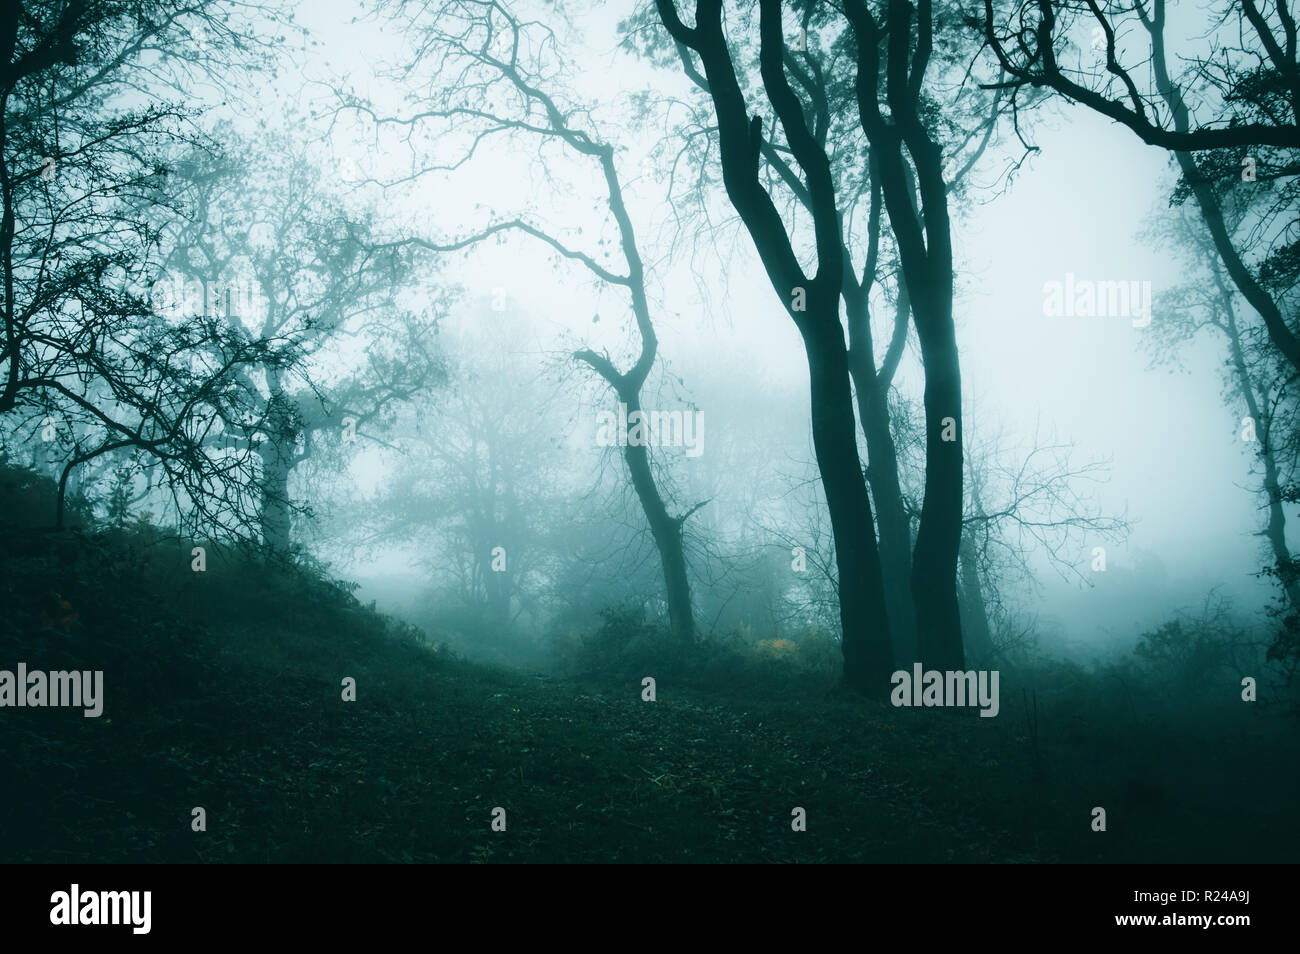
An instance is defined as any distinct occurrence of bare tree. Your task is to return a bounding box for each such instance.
[957,420,1129,661]
[1,0,289,414]
[984,0,1300,375]
[367,327,568,632]
[628,0,1031,669]
[655,0,900,693]
[348,0,708,645]
[1,0,303,542]
[1146,206,1300,613]
[159,134,444,554]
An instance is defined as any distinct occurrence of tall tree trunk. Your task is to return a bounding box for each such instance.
[846,285,917,664]
[620,392,696,644]
[657,0,896,695]
[803,311,896,695]
[573,147,703,651]
[1215,264,1300,612]
[908,302,965,670]
[958,534,994,665]
[847,0,965,671]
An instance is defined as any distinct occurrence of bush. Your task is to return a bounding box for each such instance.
[558,604,674,680]
[549,606,840,698]
[1132,596,1256,701]
[0,460,92,529]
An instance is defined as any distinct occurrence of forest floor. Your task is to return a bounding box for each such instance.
[2,534,1297,863]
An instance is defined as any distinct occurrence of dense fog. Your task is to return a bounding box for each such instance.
[1,0,1297,869]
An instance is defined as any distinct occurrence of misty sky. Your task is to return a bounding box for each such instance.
[232,0,1288,652]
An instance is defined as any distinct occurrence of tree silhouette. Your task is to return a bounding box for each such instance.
[351,0,709,646]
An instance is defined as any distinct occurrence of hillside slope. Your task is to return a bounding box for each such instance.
[1,527,1295,863]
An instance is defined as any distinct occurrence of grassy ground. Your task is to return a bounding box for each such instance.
[1,529,1296,863]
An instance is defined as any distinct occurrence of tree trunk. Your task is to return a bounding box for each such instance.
[621,392,696,644]
[259,442,292,555]
[1259,450,1300,611]
[55,459,75,531]
[656,0,895,694]
[909,296,965,671]
[845,0,964,672]
[802,311,896,696]
[846,288,917,665]
[1218,269,1300,612]
[482,541,513,627]
[958,535,995,665]
[258,380,299,556]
